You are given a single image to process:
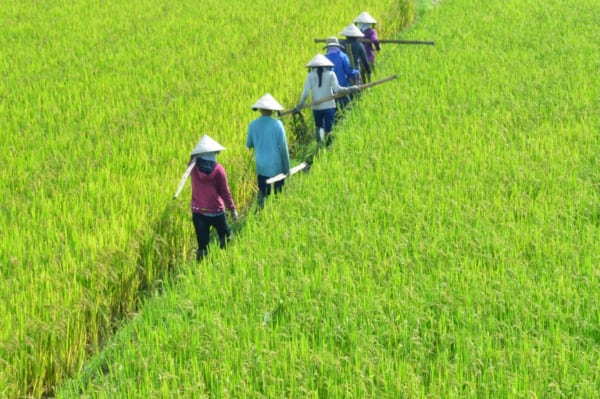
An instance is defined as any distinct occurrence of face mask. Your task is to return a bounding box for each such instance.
[199,152,217,162]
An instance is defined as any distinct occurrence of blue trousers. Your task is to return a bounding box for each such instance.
[312,108,336,142]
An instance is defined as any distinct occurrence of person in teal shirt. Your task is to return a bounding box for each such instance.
[246,93,290,208]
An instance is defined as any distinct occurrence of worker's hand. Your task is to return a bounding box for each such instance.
[231,209,239,221]
[350,85,360,93]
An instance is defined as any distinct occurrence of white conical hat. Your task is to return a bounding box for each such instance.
[190,135,226,156]
[251,93,284,111]
[340,23,365,38]
[305,53,334,67]
[354,11,377,24]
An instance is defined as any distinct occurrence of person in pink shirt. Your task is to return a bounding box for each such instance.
[188,135,238,261]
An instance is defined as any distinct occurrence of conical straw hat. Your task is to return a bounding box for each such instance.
[305,53,334,67]
[354,11,377,24]
[190,135,226,156]
[251,93,284,111]
[340,23,365,38]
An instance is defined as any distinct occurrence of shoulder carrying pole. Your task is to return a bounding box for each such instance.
[314,38,435,45]
[266,162,309,185]
[376,39,435,45]
[345,43,355,70]
[173,160,196,199]
[279,74,398,117]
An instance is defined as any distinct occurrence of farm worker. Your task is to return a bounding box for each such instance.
[294,54,359,147]
[189,135,238,261]
[246,93,291,209]
[340,23,372,83]
[323,36,360,111]
[354,11,381,75]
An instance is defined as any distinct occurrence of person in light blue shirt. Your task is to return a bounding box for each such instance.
[246,93,290,208]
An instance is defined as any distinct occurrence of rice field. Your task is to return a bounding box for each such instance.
[0,0,409,397]
[4,0,600,397]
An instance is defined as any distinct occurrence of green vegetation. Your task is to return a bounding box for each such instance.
[0,0,407,397]
[3,0,599,397]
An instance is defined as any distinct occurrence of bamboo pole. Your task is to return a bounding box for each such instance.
[265,162,309,185]
[173,160,196,199]
[315,38,435,45]
[279,74,398,117]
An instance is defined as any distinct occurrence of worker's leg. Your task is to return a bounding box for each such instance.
[192,212,210,261]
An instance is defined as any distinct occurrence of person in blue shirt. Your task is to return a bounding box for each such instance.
[246,93,291,209]
[324,36,359,111]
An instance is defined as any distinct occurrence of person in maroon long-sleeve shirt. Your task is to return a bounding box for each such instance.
[188,135,238,261]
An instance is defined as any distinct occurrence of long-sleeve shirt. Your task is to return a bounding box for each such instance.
[246,115,290,177]
[325,48,359,86]
[361,28,380,64]
[342,39,372,76]
[297,69,349,111]
[189,161,236,214]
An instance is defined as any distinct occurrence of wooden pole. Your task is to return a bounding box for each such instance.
[266,162,309,185]
[173,160,196,199]
[345,43,356,69]
[279,74,398,117]
[315,38,435,45]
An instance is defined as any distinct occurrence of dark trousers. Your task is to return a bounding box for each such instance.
[192,212,230,258]
[336,95,351,112]
[258,175,284,196]
[257,175,284,208]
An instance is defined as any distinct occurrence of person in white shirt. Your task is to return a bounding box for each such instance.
[294,54,358,147]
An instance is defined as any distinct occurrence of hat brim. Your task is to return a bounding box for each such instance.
[323,43,345,50]
[251,94,284,111]
[252,107,281,111]
[190,135,226,155]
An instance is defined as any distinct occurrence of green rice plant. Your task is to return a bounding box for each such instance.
[0,0,408,397]
[55,0,599,398]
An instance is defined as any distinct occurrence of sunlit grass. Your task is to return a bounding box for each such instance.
[0,0,408,396]
[54,0,599,397]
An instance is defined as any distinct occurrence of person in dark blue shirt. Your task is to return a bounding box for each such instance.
[340,23,372,83]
